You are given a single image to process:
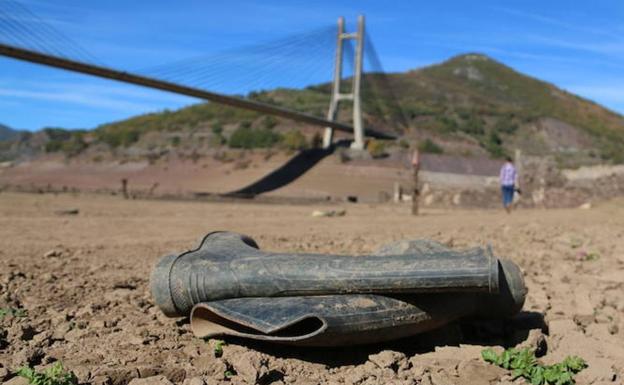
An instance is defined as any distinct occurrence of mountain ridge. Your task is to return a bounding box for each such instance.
[0,123,22,141]
[2,53,623,165]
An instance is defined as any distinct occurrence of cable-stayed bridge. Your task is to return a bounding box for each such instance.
[0,1,408,151]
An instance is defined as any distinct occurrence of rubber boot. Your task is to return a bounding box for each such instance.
[187,240,526,346]
[151,232,502,317]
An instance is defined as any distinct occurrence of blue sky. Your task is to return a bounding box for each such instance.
[0,0,622,131]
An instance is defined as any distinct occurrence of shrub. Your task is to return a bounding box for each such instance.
[494,116,518,135]
[61,134,87,156]
[44,140,63,153]
[228,126,282,149]
[310,132,323,149]
[209,134,225,147]
[435,116,458,133]
[366,139,387,158]
[44,132,87,156]
[211,121,223,135]
[418,138,443,154]
[482,131,506,158]
[43,128,71,142]
[281,131,308,151]
[97,127,140,148]
[460,115,485,135]
[261,116,277,130]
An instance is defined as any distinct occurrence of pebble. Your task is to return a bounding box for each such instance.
[311,209,346,217]
[43,250,62,258]
[51,322,72,341]
[2,377,29,385]
[516,329,548,357]
[368,351,408,372]
[182,377,205,385]
[128,375,174,385]
[225,351,268,383]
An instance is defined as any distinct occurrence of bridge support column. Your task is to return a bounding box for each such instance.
[323,15,366,150]
[323,17,344,149]
[350,15,365,150]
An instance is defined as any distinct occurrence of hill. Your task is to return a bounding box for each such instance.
[379,53,624,163]
[2,53,623,165]
[0,123,21,141]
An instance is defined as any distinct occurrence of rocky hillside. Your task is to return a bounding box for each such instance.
[380,54,624,164]
[2,53,623,166]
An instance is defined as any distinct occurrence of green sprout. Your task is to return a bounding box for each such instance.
[584,252,600,261]
[213,339,226,358]
[482,348,587,385]
[0,307,28,319]
[16,362,77,385]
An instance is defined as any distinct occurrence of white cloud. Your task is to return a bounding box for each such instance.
[0,79,197,112]
[493,7,621,40]
[526,35,624,57]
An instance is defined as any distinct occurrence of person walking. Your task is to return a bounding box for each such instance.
[499,156,517,213]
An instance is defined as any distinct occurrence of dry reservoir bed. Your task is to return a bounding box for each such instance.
[0,192,623,385]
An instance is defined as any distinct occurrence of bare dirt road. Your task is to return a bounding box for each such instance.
[1,192,623,384]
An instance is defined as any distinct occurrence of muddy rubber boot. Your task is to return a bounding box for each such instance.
[187,238,526,346]
[151,232,501,317]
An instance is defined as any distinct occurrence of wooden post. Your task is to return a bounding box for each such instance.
[393,182,402,203]
[121,178,129,199]
[411,149,420,215]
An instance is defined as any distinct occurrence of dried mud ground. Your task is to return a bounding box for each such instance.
[1,192,623,385]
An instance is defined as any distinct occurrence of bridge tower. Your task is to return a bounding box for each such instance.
[322,15,365,150]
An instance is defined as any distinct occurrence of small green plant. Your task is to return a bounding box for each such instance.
[482,348,587,385]
[224,370,235,378]
[418,138,444,154]
[213,339,225,357]
[576,249,600,261]
[0,307,28,319]
[569,238,583,249]
[17,362,77,385]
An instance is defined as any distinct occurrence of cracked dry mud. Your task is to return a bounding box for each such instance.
[1,192,623,385]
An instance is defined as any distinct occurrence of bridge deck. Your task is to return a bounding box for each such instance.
[0,43,396,140]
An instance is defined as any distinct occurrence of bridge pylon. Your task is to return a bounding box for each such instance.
[322,15,365,150]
